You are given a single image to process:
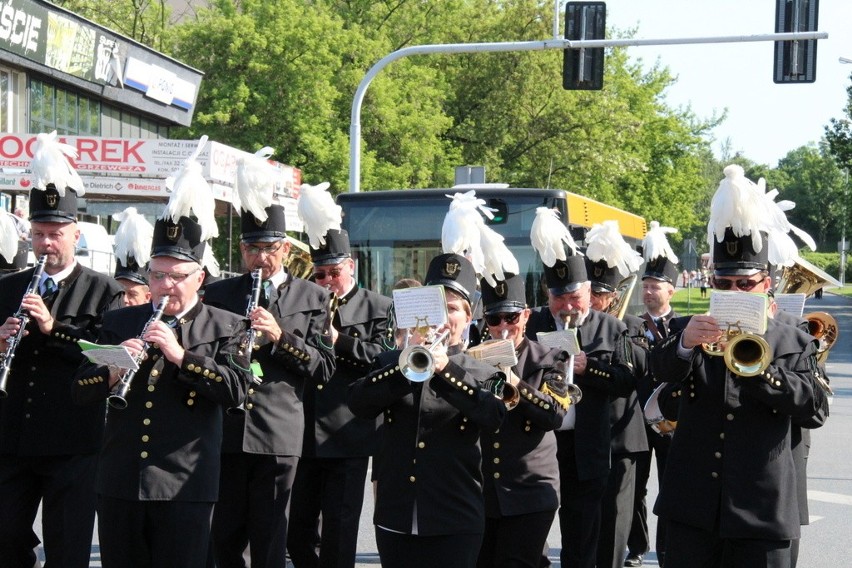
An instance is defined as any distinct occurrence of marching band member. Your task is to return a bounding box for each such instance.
[0,133,124,567]
[112,207,154,307]
[650,165,824,568]
[348,252,506,568]
[287,182,392,568]
[203,156,337,568]
[580,221,649,568]
[475,273,568,568]
[626,221,682,568]
[72,137,251,568]
[524,208,636,568]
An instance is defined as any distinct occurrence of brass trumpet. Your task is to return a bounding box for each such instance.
[701,322,772,377]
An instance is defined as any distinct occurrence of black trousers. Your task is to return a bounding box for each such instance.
[212,453,298,568]
[664,519,791,568]
[628,427,670,558]
[478,510,556,568]
[0,454,97,568]
[287,456,369,568]
[98,495,214,568]
[597,453,638,568]
[556,432,609,568]
[376,527,482,568]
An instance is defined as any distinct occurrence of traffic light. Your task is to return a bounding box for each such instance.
[563,2,606,90]
[774,0,819,83]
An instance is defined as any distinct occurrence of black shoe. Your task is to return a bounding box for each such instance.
[624,553,643,567]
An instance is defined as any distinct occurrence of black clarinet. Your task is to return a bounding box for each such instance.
[108,295,170,409]
[0,255,48,398]
[227,269,263,415]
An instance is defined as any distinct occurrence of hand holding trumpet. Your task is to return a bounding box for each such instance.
[682,314,724,349]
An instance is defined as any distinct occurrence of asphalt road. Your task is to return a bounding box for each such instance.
[35,292,852,566]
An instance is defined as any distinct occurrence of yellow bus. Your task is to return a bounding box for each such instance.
[337,186,646,307]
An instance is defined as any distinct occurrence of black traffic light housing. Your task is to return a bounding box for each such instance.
[563,2,606,90]
[774,0,819,83]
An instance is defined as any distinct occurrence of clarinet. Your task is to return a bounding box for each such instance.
[0,255,48,398]
[226,269,263,416]
[108,295,170,409]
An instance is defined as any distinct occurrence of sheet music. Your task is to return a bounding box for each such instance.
[774,293,806,317]
[466,339,518,367]
[392,285,448,330]
[78,340,139,370]
[536,329,581,356]
[708,291,768,335]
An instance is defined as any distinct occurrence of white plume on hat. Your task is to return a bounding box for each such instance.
[642,221,679,264]
[708,164,764,256]
[203,245,221,277]
[234,146,276,222]
[0,211,18,263]
[113,207,153,266]
[163,135,218,241]
[757,186,816,268]
[30,131,85,197]
[586,220,643,277]
[440,190,519,285]
[530,207,582,267]
[297,181,342,249]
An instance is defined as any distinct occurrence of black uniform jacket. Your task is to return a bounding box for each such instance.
[203,272,336,456]
[481,339,566,518]
[651,316,821,540]
[306,285,392,458]
[73,301,251,502]
[0,264,124,456]
[526,307,635,480]
[610,313,650,455]
[348,347,506,536]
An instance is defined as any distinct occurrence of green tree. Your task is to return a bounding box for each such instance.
[52,0,171,50]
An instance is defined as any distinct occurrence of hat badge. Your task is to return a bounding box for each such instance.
[495,281,507,298]
[442,260,460,277]
[46,193,58,208]
[166,224,181,242]
[556,265,567,279]
[726,240,739,255]
[593,266,603,278]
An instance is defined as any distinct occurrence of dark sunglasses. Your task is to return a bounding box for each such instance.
[313,267,343,281]
[712,276,765,291]
[484,312,522,327]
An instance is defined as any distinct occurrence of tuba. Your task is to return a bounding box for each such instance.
[776,257,842,297]
[606,274,638,321]
[805,311,838,364]
[284,236,314,279]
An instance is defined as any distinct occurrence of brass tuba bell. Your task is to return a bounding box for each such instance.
[805,311,839,364]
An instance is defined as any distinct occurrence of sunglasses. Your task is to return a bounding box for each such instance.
[313,267,343,281]
[712,276,765,291]
[147,268,201,283]
[484,312,522,327]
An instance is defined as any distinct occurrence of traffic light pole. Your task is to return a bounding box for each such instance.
[348,30,827,193]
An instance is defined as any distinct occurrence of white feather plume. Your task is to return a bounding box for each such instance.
[530,207,581,267]
[234,146,276,222]
[297,182,342,249]
[479,224,520,287]
[586,220,643,278]
[0,211,18,263]
[708,164,764,255]
[162,135,218,241]
[756,187,816,267]
[642,221,679,264]
[203,245,220,277]
[440,190,495,275]
[113,207,153,266]
[30,131,85,197]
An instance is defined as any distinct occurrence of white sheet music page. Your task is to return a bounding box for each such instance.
[774,293,806,317]
[708,291,768,335]
[392,285,448,330]
[536,328,581,356]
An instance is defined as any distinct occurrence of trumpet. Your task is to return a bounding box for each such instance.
[701,321,772,377]
[399,329,450,383]
[108,295,170,409]
[0,254,48,398]
[227,269,264,416]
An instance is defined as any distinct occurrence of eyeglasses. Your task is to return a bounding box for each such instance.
[313,267,343,281]
[147,268,202,283]
[484,312,522,327]
[243,242,284,256]
[712,276,765,291]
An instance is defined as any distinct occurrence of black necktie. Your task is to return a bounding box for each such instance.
[42,277,57,297]
[261,280,276,308]
[161,315,178,328]
[656,317,667,339]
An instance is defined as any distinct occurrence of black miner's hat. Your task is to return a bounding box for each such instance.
[310,229,351,267]
[150,216,206,264]
[114,257,148,286]
[712,227,769,277]
[481,273,526,315]
[240,205,288,243]
[643,256,680,284]
[543,256,587,296]
[586,257,622,293]
[29,184,78,223]
[425,253,477,304]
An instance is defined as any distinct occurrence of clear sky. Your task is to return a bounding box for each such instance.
[604,0,852,167]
